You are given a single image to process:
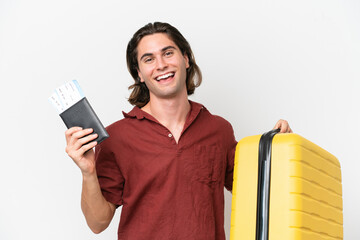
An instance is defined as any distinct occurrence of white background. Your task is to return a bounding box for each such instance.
[0,0,359,239]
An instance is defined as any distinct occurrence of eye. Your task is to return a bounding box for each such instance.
[164,50,174,57]
[144,57,154,63]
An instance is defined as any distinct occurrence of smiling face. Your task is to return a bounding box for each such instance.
[136,33,190,102]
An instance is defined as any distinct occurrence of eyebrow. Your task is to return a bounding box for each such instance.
[139,46,177,61]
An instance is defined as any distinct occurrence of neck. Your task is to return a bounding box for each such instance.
[142,96,190,127]
[141,92,190,142]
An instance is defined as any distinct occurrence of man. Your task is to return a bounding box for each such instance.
[65,22,292,240]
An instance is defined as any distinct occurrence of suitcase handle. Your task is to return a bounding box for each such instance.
[256,129,280,240]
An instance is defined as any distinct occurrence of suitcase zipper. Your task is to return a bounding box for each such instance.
[256,129,280,240]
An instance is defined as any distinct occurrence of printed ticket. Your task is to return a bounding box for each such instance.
[49,80,85,113]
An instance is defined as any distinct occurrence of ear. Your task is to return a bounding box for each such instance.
[137,70,145,83]
[184,54,190,69]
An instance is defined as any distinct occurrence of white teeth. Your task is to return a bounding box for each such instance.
[156,73,174,81]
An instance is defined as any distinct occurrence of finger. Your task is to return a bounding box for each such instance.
[280,125,286,133]
[73,133,98,150]
[275,120,284,132]
[65,127,83,143]
[284,124,293,133]
[284,125,290,133]
[273,119,285,130]
[78,140,98,156]
[66,136,97,160]
[284,122,293,133]
[69,128,94,145]
[279,121,289,133]
[66,129,95,158]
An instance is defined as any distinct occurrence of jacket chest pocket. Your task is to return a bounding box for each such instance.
[193,145,224,184]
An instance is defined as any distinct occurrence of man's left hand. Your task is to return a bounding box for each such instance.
[273,119,293,133]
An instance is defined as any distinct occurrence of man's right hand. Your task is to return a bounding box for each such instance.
[65,127,98,176]
[65,127,115,233]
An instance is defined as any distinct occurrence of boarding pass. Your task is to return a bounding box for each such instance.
[48,80,85,113]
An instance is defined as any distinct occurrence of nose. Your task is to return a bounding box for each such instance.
[156,56,168,70]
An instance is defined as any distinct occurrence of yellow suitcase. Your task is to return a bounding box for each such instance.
[230,130,343,240]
